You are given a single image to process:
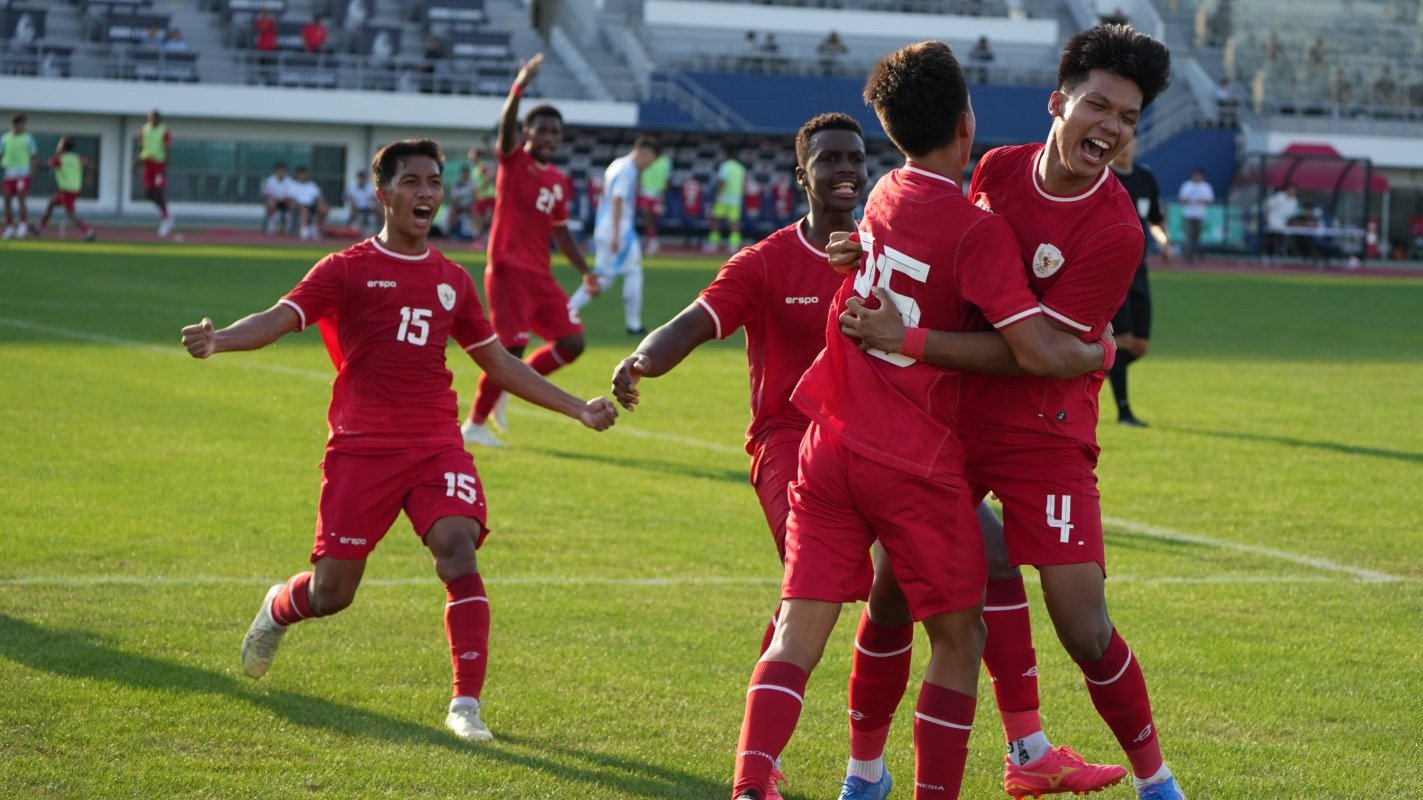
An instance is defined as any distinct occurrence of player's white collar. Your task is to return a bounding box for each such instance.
[369,237,430,261]
[794,218,829,258]
[1031,147,1111,203]
[902,162,959,188]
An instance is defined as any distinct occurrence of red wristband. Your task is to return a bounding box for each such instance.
[901,327,929,361]
[1098,335,1117,371]
[511,83,525,97]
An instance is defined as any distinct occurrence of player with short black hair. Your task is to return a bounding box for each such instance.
[464,53,601,448]
[137,109,175,238]
[1108,137,1170,427]
[835,24,1185,800]
[728,42,1110,800]
[36,136,96,241]
[180,137,616,743]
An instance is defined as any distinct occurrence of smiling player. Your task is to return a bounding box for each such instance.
[180,138,616,743]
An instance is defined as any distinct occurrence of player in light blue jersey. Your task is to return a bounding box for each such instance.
[569,135,661,335]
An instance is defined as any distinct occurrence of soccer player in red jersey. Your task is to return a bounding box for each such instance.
[463,52,601,448]
[834,24,1185,800]
[180,139,616,742]
[728,43,1111,800]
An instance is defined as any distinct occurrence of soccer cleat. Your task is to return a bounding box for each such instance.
[445,696,494,741]
[241,583,289,679]
[16,222,28,238]
[1136,776,1185,800]
[626,326,647,336]
[764,766,787,800]
[1117,415,1149,428]
[490,394,510,434]
[1,225,14,240]
[461,420,505,448]
[1003,746,1127,798]
[839,769,893,800]
[158,217,174,238]
[84,230,97,242]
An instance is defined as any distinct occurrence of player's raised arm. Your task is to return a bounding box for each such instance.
[496,52,543,156]
[840,287,1110,378]
[181,303,301,359]
[610,304,717,411]
[467,340,616,430]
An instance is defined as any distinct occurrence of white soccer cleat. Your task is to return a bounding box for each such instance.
[490,394,510,434]
[461,420,505,448]
[158,217,174,238]
[1,225,13,240]
[446,696,494,741]
[16,222,28,238]
[241,583,289,679]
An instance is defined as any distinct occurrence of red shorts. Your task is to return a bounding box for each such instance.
[3,176,30,195]
[142,161,167,191]
[311,444,489,562]
[484,266,584,348]
[749,425,807,561]
[783,422,985,620]
[636,194,664,217]
[474,198,495,216]
[54,191,79,213]
[961,428,1105,570]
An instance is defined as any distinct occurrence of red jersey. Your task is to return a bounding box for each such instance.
[696,220,846,452]
[744,178,764,218]
[281,238,498,452]
[959,143,1144,445]
[682,177,704,219]
[772,180,796,220]
[792,165,1042,481]
[486,146,571,274]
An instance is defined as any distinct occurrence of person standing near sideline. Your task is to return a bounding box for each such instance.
[137,108,175,238]
[1176,167,1213,263]
[1107,137,1170,427]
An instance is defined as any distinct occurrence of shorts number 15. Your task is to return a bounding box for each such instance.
[852,229,930,367]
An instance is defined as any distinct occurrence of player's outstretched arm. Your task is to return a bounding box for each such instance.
[610,304,716,411]
[840,287,1109,378]
[181,304,301,359]
[470,341,617,431]
[496,52,543,156]
[552,225,598,295]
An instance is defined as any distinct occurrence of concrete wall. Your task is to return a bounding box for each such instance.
[644,0,1059,44]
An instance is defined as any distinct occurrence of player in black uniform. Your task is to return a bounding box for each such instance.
[1107,138,1170,427]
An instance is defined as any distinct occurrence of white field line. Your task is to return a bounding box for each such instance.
[1,315,1407,585]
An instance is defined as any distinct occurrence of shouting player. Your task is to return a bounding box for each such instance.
[835,24,1185,800]
[463,52,600,448]
[137,109,175,238]
[180,138,616,742]
[1,113,38,240]
[729,43,1111,800]
[569,135,662,335]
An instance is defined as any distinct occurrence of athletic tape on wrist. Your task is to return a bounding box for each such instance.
[901,327,929,361]
[1099,336,1117,371]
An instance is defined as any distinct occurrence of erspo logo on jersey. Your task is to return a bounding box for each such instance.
[367,280,398,288]
[784,296,821,305]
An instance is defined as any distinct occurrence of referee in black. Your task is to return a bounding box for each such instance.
[1107,138,1171,427]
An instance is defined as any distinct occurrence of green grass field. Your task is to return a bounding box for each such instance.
[1,239,1420,799]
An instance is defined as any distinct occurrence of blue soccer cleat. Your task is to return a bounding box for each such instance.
[839,769,893,800]
[1137,775,1186,800]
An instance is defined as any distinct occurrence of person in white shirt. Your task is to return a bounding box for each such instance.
[287,166,328,241]
[343,169,380,233]
[1263,184,1299,261]
[1177,168,1215,263]
[262,163,297,235]
[568,136,661,335]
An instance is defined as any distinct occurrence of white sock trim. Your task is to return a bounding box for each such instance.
[1132,763,1173,789]
[854,640,913,658]
[446,595,489,608]
[1084,648,1134,686]
[846,756,885,783]
[914,711,972,730]
[748,684,804,704]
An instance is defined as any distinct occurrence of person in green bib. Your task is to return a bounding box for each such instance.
[706,149,746,253]
[2,113,39,239]
[136,108,175,237]
[468,145,497,242]
[637,150,671,254]
[37,137,96,241]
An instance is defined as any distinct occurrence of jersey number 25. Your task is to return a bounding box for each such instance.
[853,229,930,368]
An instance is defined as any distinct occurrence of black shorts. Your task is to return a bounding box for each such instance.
[1110,263,1152,339]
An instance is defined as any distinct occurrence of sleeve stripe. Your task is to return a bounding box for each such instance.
[463,333,500,352]
[990,305,1043,329]
[1039,304,1091,332]
[694,297,724,339]
[278,298,307,331]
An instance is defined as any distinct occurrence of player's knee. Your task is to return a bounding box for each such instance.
[923,611,986,656]
[986,560,1019,582]
[867,581,913,626]
[1057,622,1112,663]
[311,582,358,616]
[556,335,585,361]
[1132,339,1151,359]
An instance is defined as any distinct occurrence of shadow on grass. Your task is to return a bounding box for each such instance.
[1159,425,1423,465]
[0,613,728,797]
[523,445,750,486]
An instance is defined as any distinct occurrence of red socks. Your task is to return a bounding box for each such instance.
[269,572,314,626]
[733,660,807,798]
[469,343,578,424]
[847,611,915,761]
[913,682,976,799]
[981,575,1043,740]
[445,573,491,700]
[1075,629,1162,779]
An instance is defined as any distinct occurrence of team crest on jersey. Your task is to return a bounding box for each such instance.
[1032,243,1065,278]
[437,283,456,311]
